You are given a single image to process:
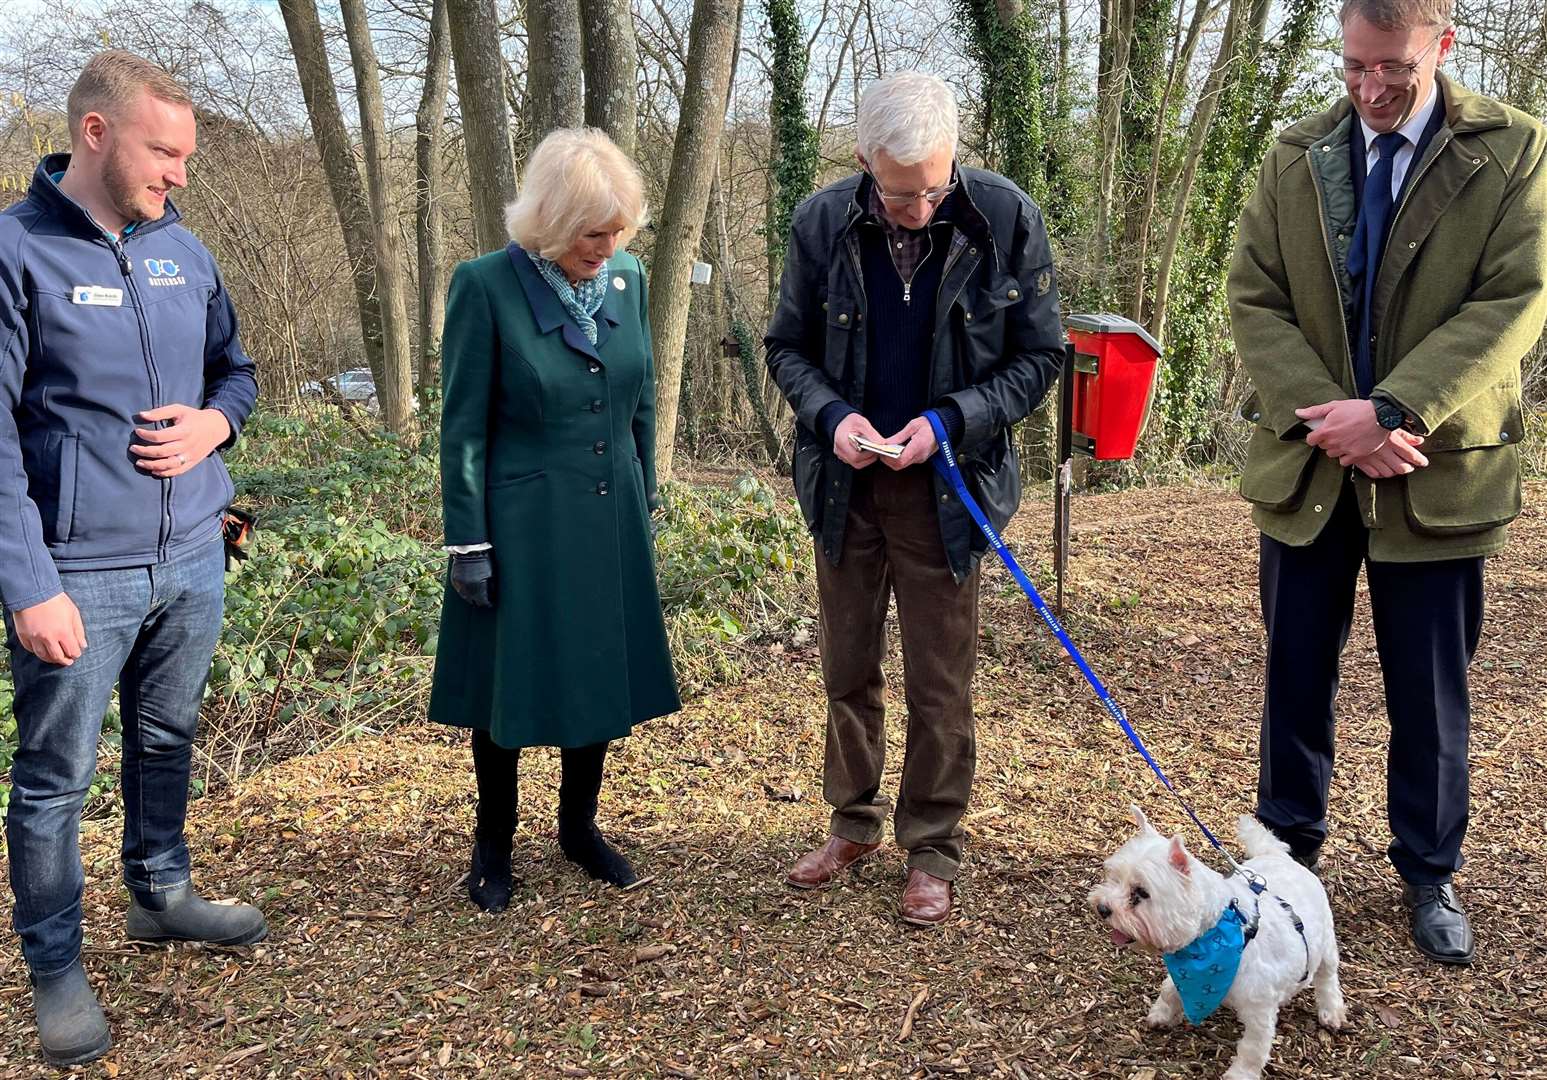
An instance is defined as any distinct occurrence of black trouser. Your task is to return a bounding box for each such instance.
[469,731,609,837]
[1257,487,1483,885]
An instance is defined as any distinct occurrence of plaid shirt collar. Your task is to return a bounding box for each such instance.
[864,164,958,282]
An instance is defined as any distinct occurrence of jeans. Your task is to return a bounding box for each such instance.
[4,536,225,976]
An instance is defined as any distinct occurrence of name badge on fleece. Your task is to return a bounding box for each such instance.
[71,285,124,307]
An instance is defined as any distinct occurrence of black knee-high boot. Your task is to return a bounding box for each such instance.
[468,730,519,912]
[558,741,637,886]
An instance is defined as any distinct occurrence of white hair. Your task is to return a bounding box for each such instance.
[856,71,959,166]
[505,127,647,259]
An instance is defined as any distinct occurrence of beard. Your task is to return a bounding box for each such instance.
[101,145,163,225]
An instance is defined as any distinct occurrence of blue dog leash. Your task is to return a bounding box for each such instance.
[921,410,1261,887]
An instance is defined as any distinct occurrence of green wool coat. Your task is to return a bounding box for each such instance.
[1229,74,1547,561]
[428,245,681,748]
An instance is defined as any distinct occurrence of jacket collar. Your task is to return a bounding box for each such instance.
[28,153,183,241]
[507,243,622,361]
[1277,73,1512,149]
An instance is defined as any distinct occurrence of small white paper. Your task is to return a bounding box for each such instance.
[690,261,713,286]
[71,285,123,307]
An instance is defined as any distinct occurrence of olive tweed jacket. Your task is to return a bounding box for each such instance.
[1229,74,1547,561]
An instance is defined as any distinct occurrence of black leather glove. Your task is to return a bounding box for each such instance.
[450,550,494,609]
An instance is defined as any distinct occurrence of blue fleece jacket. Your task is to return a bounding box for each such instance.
[0,154,258,612]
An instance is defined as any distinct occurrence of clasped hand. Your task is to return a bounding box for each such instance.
[1297,398,1428,479]
[832,413,938,471]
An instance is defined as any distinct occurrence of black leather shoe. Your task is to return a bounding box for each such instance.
[1402,882,1475,965]
[1291,848,1323,876]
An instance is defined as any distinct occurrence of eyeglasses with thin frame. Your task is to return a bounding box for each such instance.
[1338,32,1445,89]
[869,173,958,207]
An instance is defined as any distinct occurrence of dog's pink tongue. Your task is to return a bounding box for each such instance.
[1110,928,1135,947]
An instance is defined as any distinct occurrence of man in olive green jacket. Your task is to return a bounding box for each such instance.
[1229,0,1546,966]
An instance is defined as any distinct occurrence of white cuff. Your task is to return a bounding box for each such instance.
[444,543,493,554]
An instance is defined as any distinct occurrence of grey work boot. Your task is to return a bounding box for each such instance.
[32,961,112,1067]
[126,883,268,946]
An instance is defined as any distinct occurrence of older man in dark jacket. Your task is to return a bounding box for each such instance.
[766,70,1064,926]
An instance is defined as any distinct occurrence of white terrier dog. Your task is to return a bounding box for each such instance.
[1089,806,1346,1080]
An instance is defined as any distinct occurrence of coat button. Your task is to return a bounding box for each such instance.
[591,399,604,412]
[1008,289,1020,300]
[826,497,834,505]
[838,313,849,324]
[594,440,607,454]
[597,481,609,495]
[1250,412,1261,421]
[965,312,974,322]
[940,493,950,502]
[1407,241,1416,249]
[588,361,600,373]
[1313,504,1324,512]
[822,301,829,311]
[1501,431,1511,441]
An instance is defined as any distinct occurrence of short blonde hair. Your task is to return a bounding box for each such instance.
[857,71,958,166]
[68,50,193,141]
[505,128,647,259]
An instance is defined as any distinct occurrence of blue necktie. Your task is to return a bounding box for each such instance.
[1347,131,1407,397]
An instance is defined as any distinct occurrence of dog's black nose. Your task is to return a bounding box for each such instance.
[1097,903,1112,920]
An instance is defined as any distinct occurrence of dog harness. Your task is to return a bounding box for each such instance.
[1163,893,1311,1024]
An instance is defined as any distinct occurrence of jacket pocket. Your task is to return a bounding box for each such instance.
[956,281,1023,372]
[51,433,81,543]
[488,469,545,491]
[1239,426,1318,511]
[791,429,825,534]
[1404,444,1521,536]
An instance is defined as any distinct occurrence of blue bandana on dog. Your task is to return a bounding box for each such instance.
[1162,902,1248,1024]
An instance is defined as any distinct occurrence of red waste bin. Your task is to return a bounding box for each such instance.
[1064,313,1162,461]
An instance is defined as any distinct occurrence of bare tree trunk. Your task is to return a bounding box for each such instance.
[528,0,585,140]
[276,0,386,390]
[339,0,414,436]
[1151,0,1245,344]
[1093,0,1132,297]
[1130,0,1217,323]
[415,0,451,392]
[446,0,518,253]
[648,0,743,481]
[580,0,638,154]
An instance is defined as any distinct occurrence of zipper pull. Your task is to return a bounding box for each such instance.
[903,280,912,304]
[111,239,130,276]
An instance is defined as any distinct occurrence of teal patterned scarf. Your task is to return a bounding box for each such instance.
[526,250,608,344]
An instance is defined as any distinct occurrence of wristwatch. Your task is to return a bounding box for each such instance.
[1371,396,1409,432]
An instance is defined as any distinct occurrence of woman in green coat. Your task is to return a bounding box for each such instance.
[429,128,681,911]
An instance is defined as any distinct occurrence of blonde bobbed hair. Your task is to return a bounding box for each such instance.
[505,128,647,259]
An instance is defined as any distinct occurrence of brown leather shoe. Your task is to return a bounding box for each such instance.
[785,836,880,890]
[899,868,953,926]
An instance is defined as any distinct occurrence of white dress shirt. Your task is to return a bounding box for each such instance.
[1359,82,1439,200]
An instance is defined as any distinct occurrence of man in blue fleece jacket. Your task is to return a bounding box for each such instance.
[1,51,263,1066]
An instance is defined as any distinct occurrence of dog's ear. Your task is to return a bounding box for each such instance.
[1167,834,1191,876]
[1130,804,1155,834]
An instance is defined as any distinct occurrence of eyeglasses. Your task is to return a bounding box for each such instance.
[869,173,957,207]
[1338,32,1444,88]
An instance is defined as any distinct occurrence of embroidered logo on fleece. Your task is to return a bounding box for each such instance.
[143,258,186,287]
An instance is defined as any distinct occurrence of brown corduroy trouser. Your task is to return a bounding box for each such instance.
[814,466,980,881]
